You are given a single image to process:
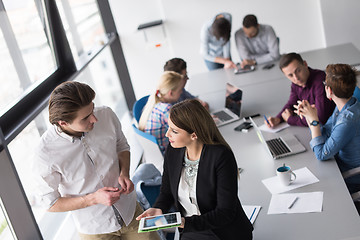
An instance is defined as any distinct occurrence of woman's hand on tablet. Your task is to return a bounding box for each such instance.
[136,208,163,220]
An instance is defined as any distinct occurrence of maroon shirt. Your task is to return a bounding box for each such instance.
[276,67,335,126]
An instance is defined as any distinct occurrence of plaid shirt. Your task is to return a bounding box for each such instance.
[144,102,171,154]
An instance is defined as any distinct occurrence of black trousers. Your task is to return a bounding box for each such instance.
[180,229,253,240]
[180,230,220,240]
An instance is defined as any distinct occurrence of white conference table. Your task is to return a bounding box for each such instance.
[187,42,360,91]
[187,43,360,239]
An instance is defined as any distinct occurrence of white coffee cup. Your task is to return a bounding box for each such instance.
[276,164,296,186]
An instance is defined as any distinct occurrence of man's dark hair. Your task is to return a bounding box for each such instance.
[212,17,231,42]
[49,81,95,127]
[279,52,304,70]
[164,58,187,74]
[243,14,258,28]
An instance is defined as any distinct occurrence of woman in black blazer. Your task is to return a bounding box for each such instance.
[137,99,253,239]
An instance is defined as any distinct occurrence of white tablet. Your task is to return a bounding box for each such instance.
[138,212,181,233]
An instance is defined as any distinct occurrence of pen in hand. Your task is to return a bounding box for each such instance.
[264,115,270,125]
[288,197,299,209]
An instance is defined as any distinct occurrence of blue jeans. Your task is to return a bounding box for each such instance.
[204,60,224,71]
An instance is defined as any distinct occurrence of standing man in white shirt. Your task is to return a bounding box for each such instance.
[32,81,159,240]
[235,14,280,68]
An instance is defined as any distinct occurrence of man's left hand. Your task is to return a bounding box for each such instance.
[118,175,134,194]
[281,109,293,122]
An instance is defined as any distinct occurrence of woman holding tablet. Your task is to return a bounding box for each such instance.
[295,64,360,194]
[137,99,253,239]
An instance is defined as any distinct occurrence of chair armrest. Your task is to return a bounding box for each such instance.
[342,166,360,179]
[351,191,360,202]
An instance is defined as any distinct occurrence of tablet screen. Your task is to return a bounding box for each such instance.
[139,212,181,232]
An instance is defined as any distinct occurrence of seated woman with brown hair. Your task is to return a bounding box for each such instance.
[137,99,253,240]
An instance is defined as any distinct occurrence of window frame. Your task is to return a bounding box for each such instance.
[0,0,136,238]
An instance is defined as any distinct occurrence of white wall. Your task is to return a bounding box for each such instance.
[110,0,329,99]
[320,0,360,51]
[162,0,325,74]
[109,0,172,99]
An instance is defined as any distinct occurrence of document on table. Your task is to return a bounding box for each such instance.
[243,205,261,224]
[268,192,323,214]
[262,167,319,194]
[259,122,289,133]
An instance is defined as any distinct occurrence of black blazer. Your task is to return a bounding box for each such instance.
[153,144,253,240]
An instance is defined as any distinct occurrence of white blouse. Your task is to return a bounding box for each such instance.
[177,154,200,217]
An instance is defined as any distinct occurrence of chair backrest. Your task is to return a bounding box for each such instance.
[353,86,360,102]
[141,184,161,207]
[133,95,150,123]
[132,124,164,174]
[132,163,162,209]
[131,163,168,240]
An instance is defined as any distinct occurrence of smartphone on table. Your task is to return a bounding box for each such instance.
[234,122,253,132]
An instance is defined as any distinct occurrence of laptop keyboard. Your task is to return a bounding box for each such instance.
[213,110,232,122]
[266,138,291,157]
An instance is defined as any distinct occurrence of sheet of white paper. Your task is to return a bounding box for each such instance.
[243,205,262,224]
[262,167,319,194]
[268,192,323,214]
[259,122,290,133]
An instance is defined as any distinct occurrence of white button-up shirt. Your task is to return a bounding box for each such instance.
[32,106,136,234]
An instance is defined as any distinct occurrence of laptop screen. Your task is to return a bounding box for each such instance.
[225,83,242,117]
[249,117,266,143]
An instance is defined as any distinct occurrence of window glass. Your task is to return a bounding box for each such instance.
[6,47,127,238]
[7,109,79,239]
[0,198,16,240]
[0,26,21,115]
[7,109,50,222]
[56,0,107,63]
[0,0,56,115]
[75,46,128,119]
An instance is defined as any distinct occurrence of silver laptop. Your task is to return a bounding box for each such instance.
[211,83,242,127]
[249,117,306,159]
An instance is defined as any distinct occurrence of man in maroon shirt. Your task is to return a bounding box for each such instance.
[265,52,335,127]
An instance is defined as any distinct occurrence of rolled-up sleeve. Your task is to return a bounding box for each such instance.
[200,24,215,62]
[108,108,130,153]
[222,41,231,59]
[32,154,61,209]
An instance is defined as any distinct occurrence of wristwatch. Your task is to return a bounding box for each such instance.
[310,120,320,126]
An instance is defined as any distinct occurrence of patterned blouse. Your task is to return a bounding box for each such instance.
[143,102,171,154]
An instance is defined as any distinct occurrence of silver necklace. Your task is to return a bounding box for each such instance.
[183,151,200,188]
